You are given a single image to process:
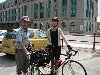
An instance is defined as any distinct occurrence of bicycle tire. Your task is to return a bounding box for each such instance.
[62,60,87,75]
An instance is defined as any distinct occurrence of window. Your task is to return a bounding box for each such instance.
[46,1,51,18]
[62,22,66,31]
[3,11,6,22]
[86,23,88,31]
[40,23,43,30]
[34,4,38,19]
[70,25,76,32]
[18,8,20,20]
[92,2,94,19]
[70,22,76,32]
[89,23,91,32]
[14,8,20,21]
[15,0,17,4]
[0,12,2,22]
[54,0,57,16]
[62,0,67,17]
[71,0,77,17]
[34,23,37,29]
[24,5,28,16]
[11,9,14,21]
[8,10,10,21]
[46,23,50,30]
[40,2,44,18]
[86,0,89,17]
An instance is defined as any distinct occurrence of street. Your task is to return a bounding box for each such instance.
[0,47,100,75]
[65,34,100,49]
[0,53,16,75]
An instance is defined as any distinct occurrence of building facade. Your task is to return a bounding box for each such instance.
[0,0,98,34]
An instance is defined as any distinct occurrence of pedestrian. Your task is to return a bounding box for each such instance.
[15,16,31,75]
[46,17,72,74]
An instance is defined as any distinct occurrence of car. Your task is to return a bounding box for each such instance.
[0,30,7,52]
[1,28,48,55]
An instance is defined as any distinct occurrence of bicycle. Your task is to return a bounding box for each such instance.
[28,45,87,75]
[28,49,51,75]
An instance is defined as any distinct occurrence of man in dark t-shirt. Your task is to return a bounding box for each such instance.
[47,17,72,74]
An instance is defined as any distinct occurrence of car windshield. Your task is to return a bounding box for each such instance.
[29,30,34,38]
[37,31,47,38]
[0,31,7,36]
[5,32,16,39]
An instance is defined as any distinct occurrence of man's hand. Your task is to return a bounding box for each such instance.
[67,45,72,50]
[26,51,30,55]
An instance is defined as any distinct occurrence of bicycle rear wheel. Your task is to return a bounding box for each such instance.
[62,60,87,75]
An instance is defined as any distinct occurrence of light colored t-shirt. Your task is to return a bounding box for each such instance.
[15,27,30,49]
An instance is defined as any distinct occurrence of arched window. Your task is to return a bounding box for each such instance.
[46,22,50,30]
[40,23,43,30]
[34,23,37,29]
[89,22,91,32]
[62,22,66,31]
[70,22,76,32]
[86,23,88,31]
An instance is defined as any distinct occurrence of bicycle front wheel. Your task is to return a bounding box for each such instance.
[30,65,41,75]
[62,60,87,75]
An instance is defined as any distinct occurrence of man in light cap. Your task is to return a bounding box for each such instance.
[15,16,30,75]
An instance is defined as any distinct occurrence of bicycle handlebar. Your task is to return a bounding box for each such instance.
[70,49,78,56]
[62,49,78,59]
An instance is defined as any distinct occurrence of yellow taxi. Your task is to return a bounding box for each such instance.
[1,28,48,55]
[0,30,7,52]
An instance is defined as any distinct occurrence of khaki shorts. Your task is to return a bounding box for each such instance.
[15,49,29,74]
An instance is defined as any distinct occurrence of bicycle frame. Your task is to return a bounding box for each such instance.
[53,49,78,69]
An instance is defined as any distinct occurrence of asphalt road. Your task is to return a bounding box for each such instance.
[0,47,100,75]
[0,53,16,75]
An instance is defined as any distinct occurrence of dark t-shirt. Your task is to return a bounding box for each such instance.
[50,29,58,46]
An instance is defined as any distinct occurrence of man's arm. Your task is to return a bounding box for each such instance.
[59,28,72,50]
[59,28,68,46]
[18,41,29,54]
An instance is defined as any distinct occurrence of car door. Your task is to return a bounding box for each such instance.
[2,32,16,55]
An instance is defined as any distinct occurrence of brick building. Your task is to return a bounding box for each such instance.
[0,0,98,34]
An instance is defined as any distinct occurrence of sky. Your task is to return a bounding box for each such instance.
[0,0,6,3]
[98,0,100,16]
[0,0,100,17]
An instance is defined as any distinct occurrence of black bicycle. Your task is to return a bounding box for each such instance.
[28,45,87,75]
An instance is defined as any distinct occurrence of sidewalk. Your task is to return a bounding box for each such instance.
[61,43,100,61]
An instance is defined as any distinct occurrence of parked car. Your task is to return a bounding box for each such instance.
[0,30,7,52]
[1,28,47,55]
